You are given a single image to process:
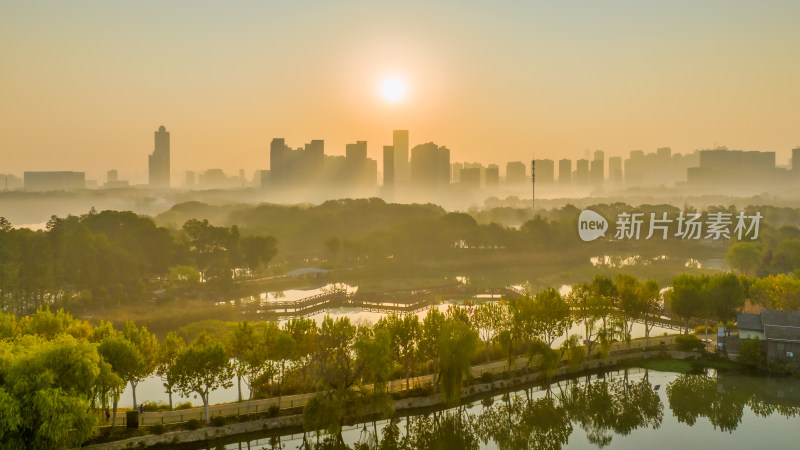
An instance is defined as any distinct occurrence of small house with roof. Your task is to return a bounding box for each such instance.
[736,309,800,366]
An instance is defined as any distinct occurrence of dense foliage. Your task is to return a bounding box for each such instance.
[0,267,793,447]
[0,210,277,314]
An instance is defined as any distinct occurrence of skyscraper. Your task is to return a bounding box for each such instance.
[591,150,604,185]
[485,165,499,188]
[793,147,800,172]
[410,142,450,186]
[148,125,170,187]
[608,156,623,183]
[559,159,571,184]
[392,130,409,185]
[534,159,554,183]
[344,141,373,187]
[575,159,590,184]
[383,146,394,187]
[270,138,325,187]
[506,161,525,184]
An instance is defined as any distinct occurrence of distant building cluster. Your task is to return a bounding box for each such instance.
[5,125,800,194]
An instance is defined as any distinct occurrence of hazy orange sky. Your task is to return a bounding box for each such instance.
[2,1,799,183]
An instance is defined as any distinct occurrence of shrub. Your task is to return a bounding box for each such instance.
[739,337,766,372]
[175,402,194,410]
[480,372,493,384]
[184,419,201,430]
[141,401,170,412]
[150,423,166,435]
[694,325,713,335]
[210,415,227,427]
[267,405,280,417]
[675,334,705,352]
[768,360,796,376]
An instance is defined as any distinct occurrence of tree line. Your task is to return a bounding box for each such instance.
[0,210,277,314]
[0,269,770,448]
[2,266,797,447]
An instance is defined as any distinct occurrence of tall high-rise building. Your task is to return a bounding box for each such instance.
[346,141,367,161]
[269,138,289,186]
[793,147,800,172]
[559,159,571,183]
[608,156,623,183]
[591,150,604,184]
[485,165,500,188]
[575,159,590,184]
[344,141,374,187]
[383,146,394,187]
[410,142,450,186]
[392,130,409,184]
[460,167,481,189]
[534,159,554,183]
[270,138,325,187]
[506,161,525,184]
[148,125,170,187]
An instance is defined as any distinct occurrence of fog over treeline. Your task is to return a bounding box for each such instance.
[3,186,800,229]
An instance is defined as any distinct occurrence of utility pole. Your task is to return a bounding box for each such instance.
[531,159,536,218]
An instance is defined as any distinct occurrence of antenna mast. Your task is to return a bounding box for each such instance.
[531,159,536,217]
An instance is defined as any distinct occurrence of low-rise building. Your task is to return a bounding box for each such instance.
[736,309,800,366]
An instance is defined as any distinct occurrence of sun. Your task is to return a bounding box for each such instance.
[381,78,406,102]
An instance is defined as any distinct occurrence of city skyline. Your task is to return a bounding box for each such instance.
[3,1,800,181]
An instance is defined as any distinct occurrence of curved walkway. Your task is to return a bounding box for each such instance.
[107,335,678,426]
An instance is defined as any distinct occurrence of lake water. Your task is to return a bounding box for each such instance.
[177,369,800,449]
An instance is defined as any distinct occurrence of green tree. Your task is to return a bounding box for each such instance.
[638,280,662,348]
[240,235,278,275]
[314,316,360,391]
[98,334,142,423]
[531,288,571,346]
[225,321,255,402]
[419,308,446,381]
[726,242,762,275]
[121,320,158,409]
[324,236,341,261]
[748,274,800,310]
[377,313,420,390]
[271,329,297,403]
[471,302,505,363]
[2,335,103,448]
[169,332,233,424]
[436,319,479,402]
[708,273,745,323]
[156,331,185,410]
[668,274,710,333]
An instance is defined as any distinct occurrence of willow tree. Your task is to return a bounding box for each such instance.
[436,318,478,403]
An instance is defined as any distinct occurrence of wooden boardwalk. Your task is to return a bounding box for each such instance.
[228,286,687,333]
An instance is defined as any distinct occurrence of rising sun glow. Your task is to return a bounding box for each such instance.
[381,78,406,102]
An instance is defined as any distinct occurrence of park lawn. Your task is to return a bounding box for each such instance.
[635,358,694,374]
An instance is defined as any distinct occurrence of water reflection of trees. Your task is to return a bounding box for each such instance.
[300,370,662,450]
[291,371,800,450]
[555,371,662,448]
[666,372,800,433]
